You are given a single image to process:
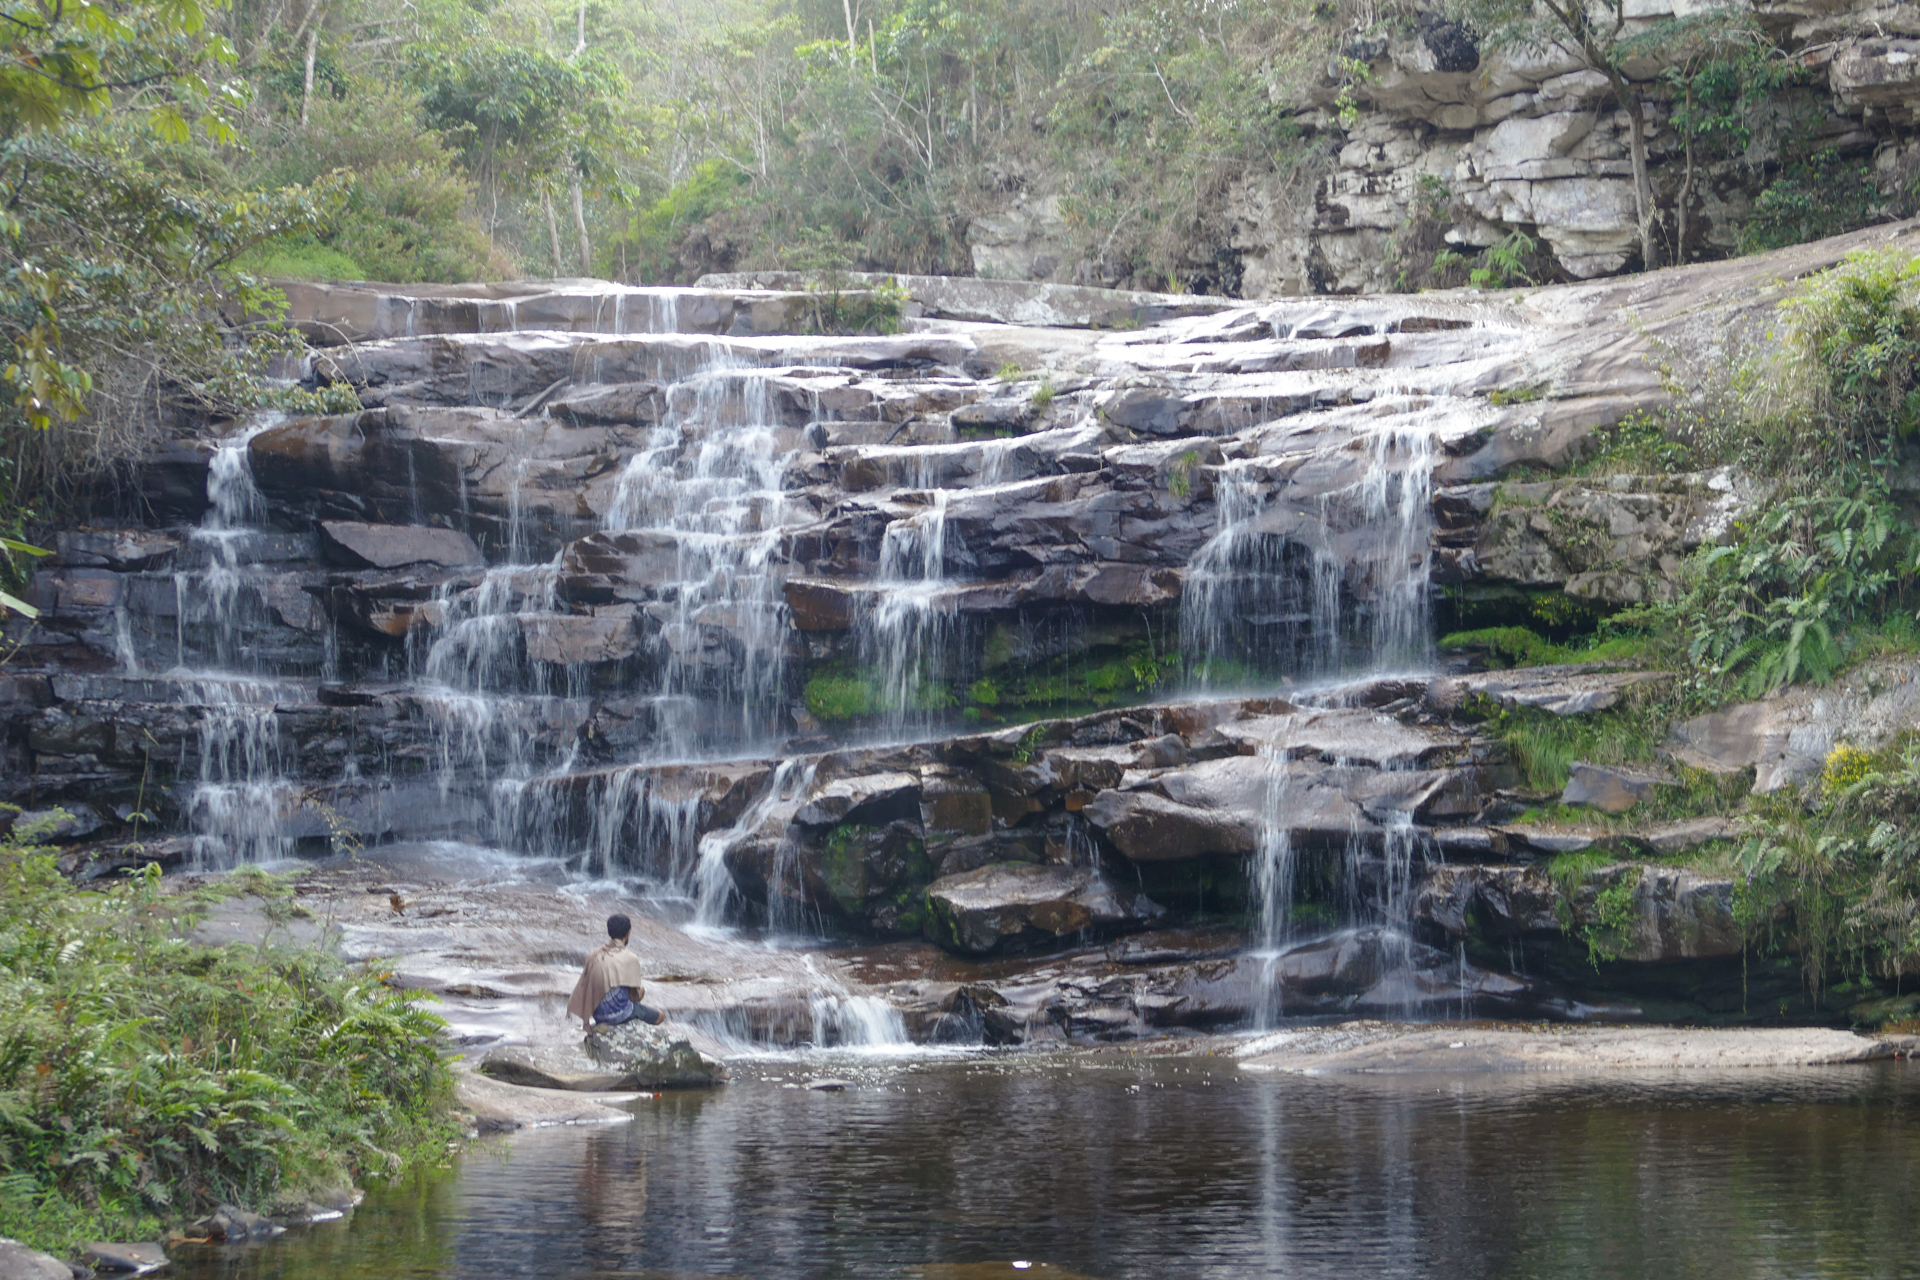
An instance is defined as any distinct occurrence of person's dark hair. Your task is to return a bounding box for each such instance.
[607,913,631,941]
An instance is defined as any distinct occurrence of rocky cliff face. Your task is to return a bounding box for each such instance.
[963,0,1920,294]
[12,224,1917,1042]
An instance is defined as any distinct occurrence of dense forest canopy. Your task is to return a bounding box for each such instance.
[0,0,1912,511]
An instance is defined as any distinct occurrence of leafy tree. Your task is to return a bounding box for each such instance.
[1646,9,1791,262]
[408,30,636,274]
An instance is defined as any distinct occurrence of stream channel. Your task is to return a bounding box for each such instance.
[170,1053,1920,1279]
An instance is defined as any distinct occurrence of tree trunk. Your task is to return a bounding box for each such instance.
[570,178,592,276]
[1677,127,1694,265]
[542,191,564,277]
[1609,69,1659,271]
[299,25,319,127]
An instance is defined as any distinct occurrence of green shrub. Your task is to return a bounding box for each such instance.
[616,157,751,284]
[1438,625,1645,670]
[1736,151,1886,256]
[232,237,368,282]
[1481,705,1667,792]
[0,855,454,1256]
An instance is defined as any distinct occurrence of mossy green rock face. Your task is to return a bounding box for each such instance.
[818,819,932,935]
[1416,862,1742,964]
[924,861,1165,956]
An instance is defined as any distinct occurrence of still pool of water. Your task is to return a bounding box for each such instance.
[177,1052,1920,1280]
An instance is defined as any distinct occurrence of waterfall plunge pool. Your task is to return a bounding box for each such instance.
[170,1053,1920,1280]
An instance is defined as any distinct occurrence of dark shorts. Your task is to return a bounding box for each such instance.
[592,987,665,1027]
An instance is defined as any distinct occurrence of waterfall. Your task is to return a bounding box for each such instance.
[181,674,296,869]
[1249,739,1298,1029]
[1180,423,1437,687]
[809,993,910,1050]
[691,759,817,930]
[174,422,305,868]
[605,362,799,757]
[860,489,956,739]
[1354,426,1435,670]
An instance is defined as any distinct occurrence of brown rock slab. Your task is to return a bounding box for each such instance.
[1562,760,1673,813]
[454,1069,637,1132]
[1427,665,1669,717]
[925,862,1164,955]
[1236,1021,1914,1074]
[318,520,483,569]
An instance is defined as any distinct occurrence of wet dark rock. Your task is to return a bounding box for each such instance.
[783,578,858,631]
[808,817,935,935]
[794,773,922,827]
[57,837,194,882]
[1081,785,1259,860]
[1416,862,1743,963]
[55,529,181,571]
[519,612,640,666]
[1413,864,1565,938]
[1572,865,1744,962]
[1562,761,1674,814]
[924,862,1164,955]
[191,1206,282,1242]
[14,805,105,842]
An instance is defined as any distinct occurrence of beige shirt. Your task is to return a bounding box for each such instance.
[567,939,646,1023]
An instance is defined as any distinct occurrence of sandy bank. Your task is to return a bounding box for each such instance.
[1233,1021,1920,1074]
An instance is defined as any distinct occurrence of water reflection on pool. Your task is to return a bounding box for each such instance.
[178,1051,1920,1280]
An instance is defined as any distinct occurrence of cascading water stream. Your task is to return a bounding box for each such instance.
[1248,736,1298,1030]
[1223,423,1443,1023]
[604,359,800,757]
[1181,424,1436,686]
[860,490,955,740]
[173,420,306,868]
[690,759,818,931]
[479,349,822,897]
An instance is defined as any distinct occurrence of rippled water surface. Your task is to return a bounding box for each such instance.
[179,1053,1920,1280]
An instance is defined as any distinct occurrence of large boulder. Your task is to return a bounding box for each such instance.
[1416,862,1744,962]
[1079,788,1259,860]
[583,1021,729,1088]
[1081,755,1384,861]
[481,1024,726,1090]
[924,862,1164,955]
[0,1240,72,1280]
[1666,657,1920,794]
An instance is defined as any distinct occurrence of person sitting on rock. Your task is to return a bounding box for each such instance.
[567,913,666,1031]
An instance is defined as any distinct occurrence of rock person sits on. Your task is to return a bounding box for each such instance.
[568,913,667,1031]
